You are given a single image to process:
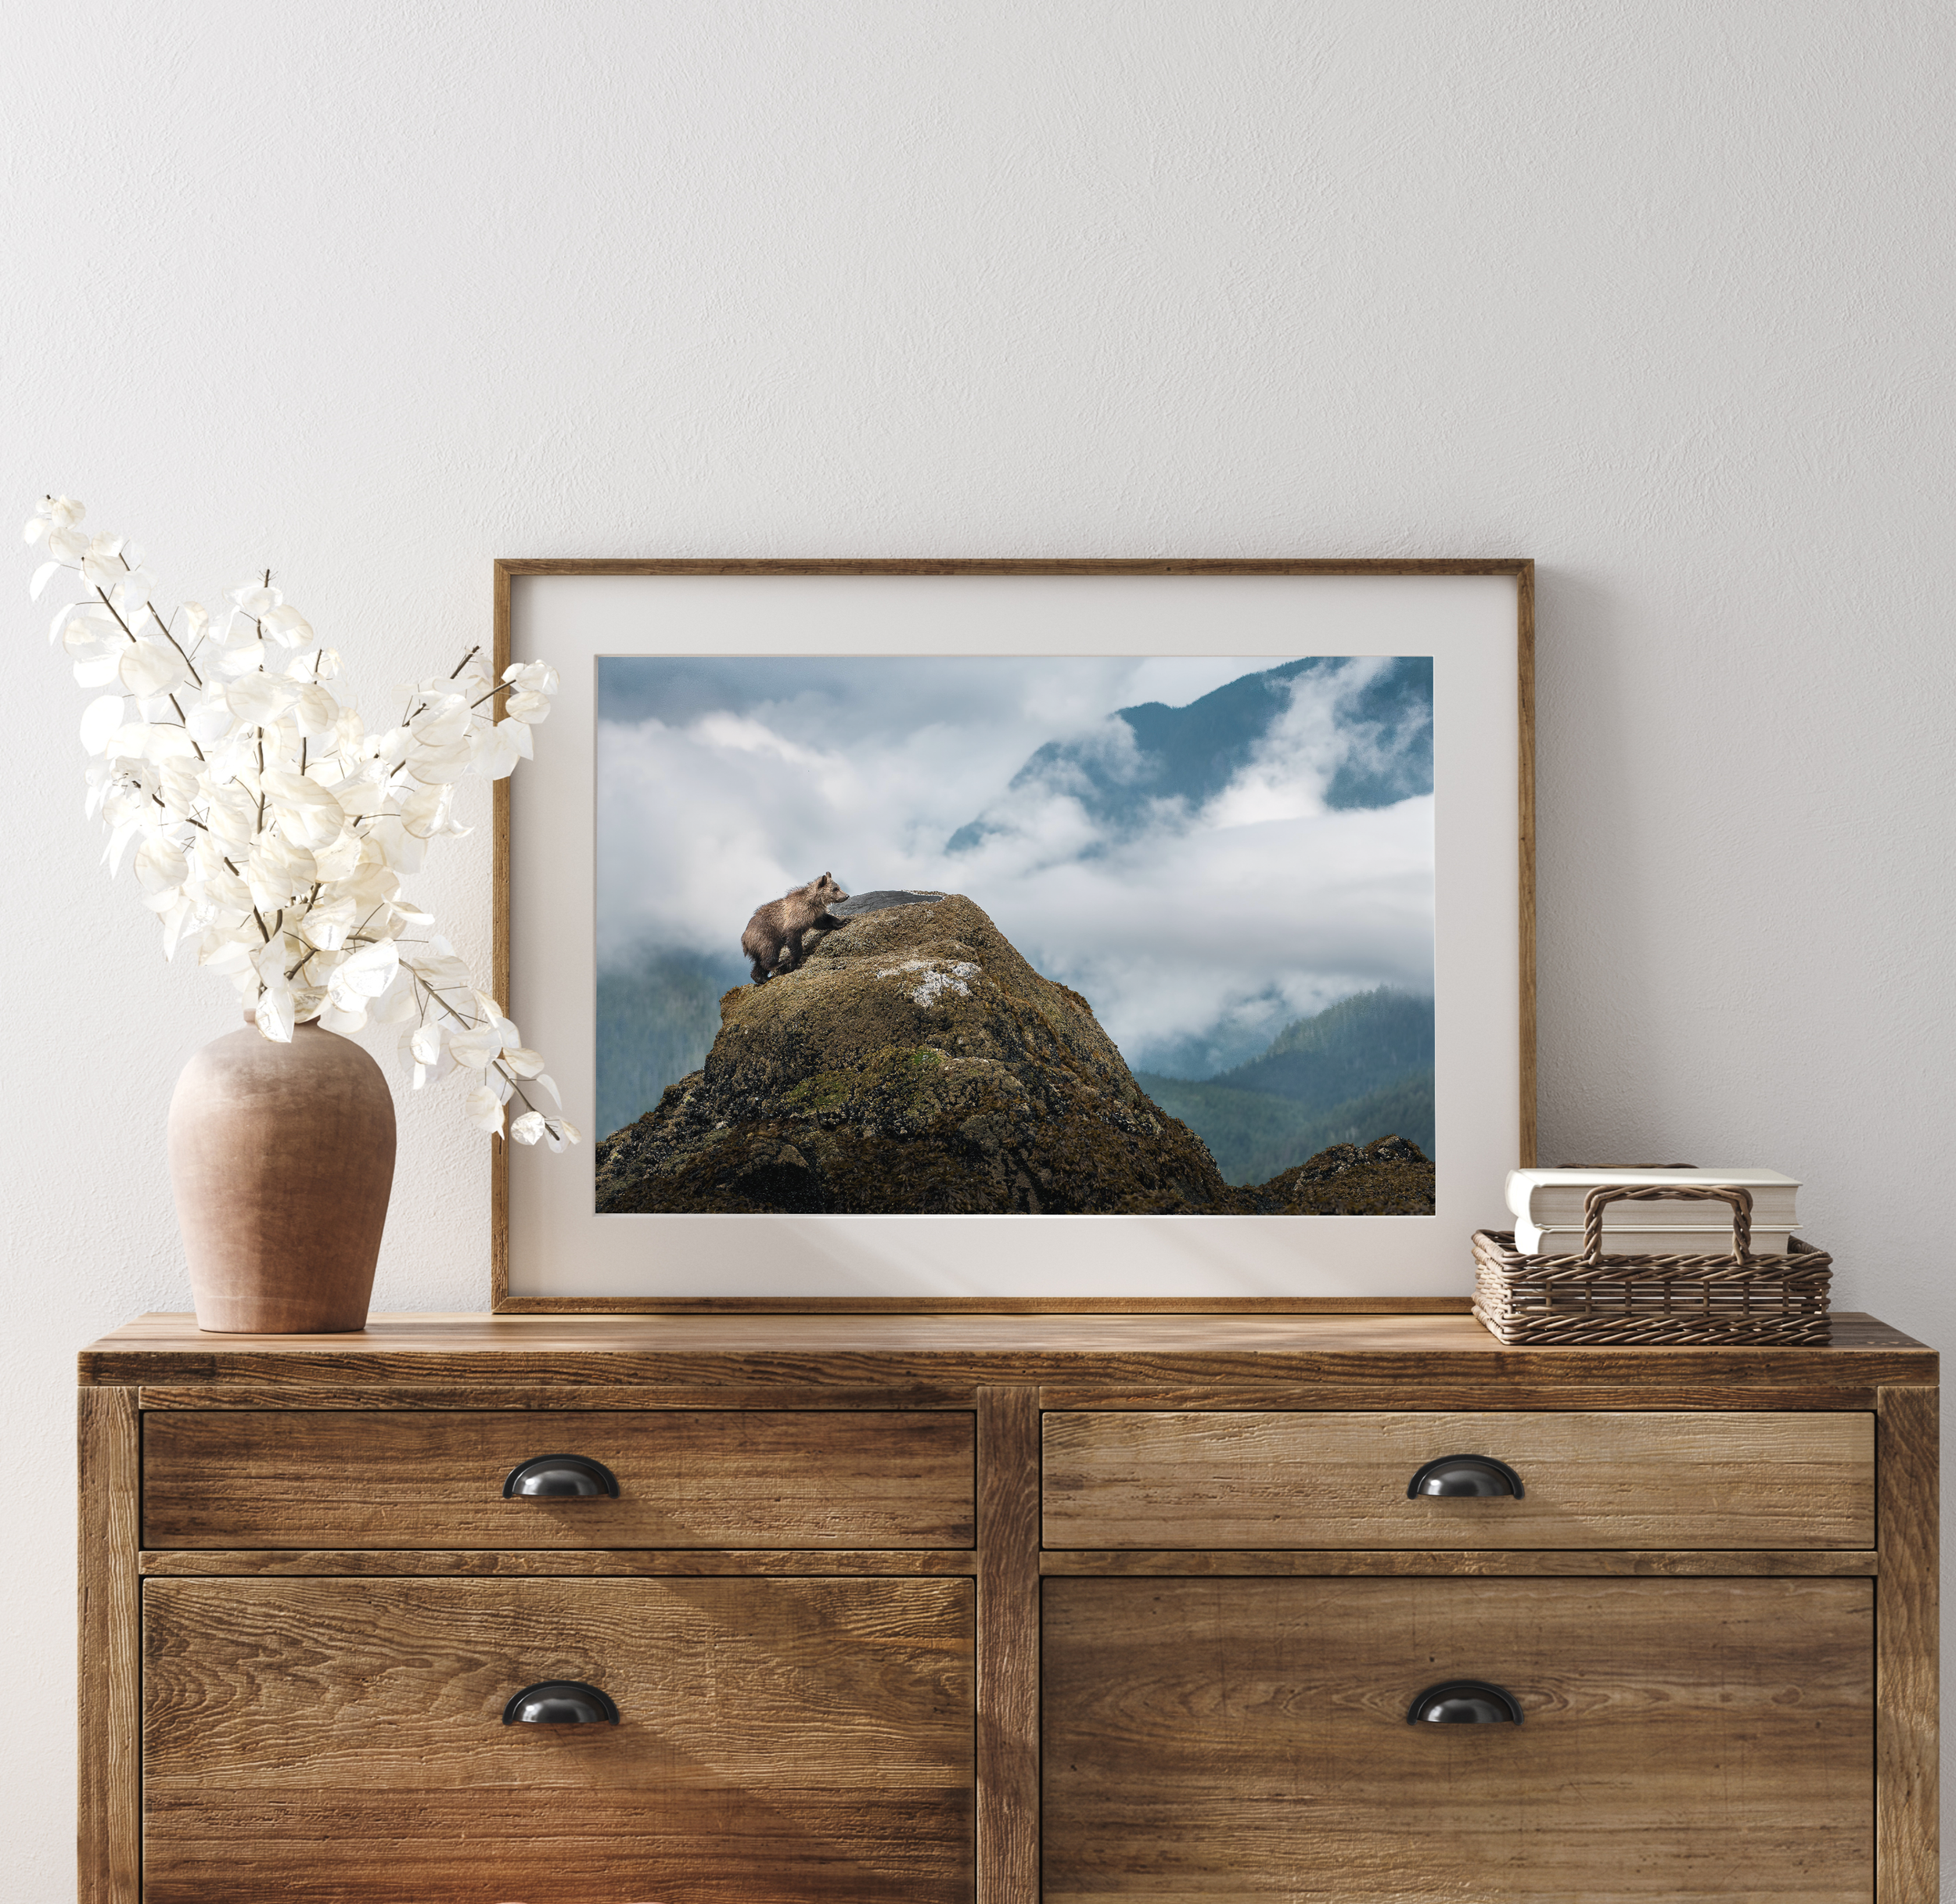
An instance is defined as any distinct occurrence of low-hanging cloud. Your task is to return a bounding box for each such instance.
[597,656,1433,1072]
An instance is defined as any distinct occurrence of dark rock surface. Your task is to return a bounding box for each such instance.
[595,894,1436,1216]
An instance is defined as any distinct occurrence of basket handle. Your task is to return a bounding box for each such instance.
[1581,1184,1754,1265]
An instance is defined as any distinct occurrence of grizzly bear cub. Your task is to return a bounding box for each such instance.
[742,872,849,983]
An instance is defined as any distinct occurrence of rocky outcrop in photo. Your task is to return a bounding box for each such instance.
[595,893,1435,1216]
[1255,1133,1438,1215]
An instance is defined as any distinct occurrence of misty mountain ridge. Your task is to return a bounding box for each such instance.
[1215,983,1433,1106]
[1125,999,1300,1082]
[1135,1070,1435,1187]
[1134,986,1435,1184]
[596,948,750,1143]
[947,655,1432,854]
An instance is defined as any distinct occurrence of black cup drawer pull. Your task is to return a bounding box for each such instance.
[502,1681,620,1726]
[1407,1680,1524,1726]
[502,1454,620,1499]
[1406,1454,1524,1499]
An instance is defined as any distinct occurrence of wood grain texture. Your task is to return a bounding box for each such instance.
[81,1309,1936,1901]
[141,1548,980,1577]
[138,1381,980,1410]
[1039,1547,1879,1577]
[144,1409,975,1550]
[142,1575,973,1904]
[1043,1410,1875,1550]
[77,1387,140,1904]
[1043,1575,1874,1902]
[496,559,1534,577]
[978,1387,1041,1904]
[1876,1385,1937,1902]
[490,559,1530,1314]
[491,1294,1479,1314]
[1036,1379,1906,1411]
[1516,555,1537,1168]
[490,553,512,1310]
[135,1545,1881,1581]
[77,1309,1937,1395]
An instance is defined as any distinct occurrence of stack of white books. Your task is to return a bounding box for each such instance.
[1503,1166,1800,1258]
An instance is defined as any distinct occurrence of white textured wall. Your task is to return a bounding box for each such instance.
[4,1,1951,1892]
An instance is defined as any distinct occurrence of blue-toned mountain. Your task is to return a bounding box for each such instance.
[1134,986,1435,1184]
[947,655,1431,852]
[1218,984,1433,1108]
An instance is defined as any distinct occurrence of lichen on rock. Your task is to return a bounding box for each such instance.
[594,893,1436,1216]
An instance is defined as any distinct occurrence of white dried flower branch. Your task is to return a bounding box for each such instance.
[25,494,578,1151]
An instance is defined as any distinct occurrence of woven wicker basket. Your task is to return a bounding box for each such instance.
[1472,1184,1832,1346]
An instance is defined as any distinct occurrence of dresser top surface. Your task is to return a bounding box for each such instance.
[78,1309,1935,1397]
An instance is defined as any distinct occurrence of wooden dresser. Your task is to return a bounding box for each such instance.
[78,1309,1938,1902]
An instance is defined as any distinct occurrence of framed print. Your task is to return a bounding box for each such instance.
[493,560,1534,1310]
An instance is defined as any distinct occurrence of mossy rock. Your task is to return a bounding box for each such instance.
[1255,1135,1437,1215]
[594,896,1433,1217]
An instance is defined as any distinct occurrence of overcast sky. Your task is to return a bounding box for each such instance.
[595,656,1433,1069]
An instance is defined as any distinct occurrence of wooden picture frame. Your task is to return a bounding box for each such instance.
[491,559,1534,1312]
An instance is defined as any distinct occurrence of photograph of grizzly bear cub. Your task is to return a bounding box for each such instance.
[742,871,848,982]
[594,652,1437,1208]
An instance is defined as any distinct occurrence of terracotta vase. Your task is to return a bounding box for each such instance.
[167,1015,397,1333]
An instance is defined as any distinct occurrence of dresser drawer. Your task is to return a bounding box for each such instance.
[143,1575,973,1904]
[143,1410,976,1549]
[1041,1410,1874,1548]
[1045,1575,1872,1902]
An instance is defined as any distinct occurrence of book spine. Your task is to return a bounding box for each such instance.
[1520,1195,1800,1227]
[1515,1223,1796,1256]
